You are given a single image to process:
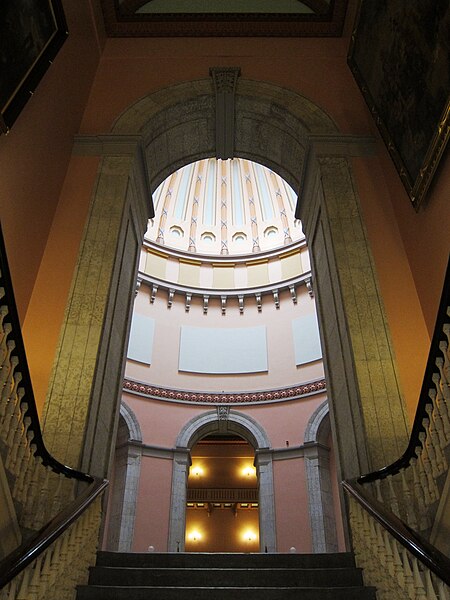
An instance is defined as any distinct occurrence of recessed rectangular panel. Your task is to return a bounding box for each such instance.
[179,326,268,374]
[179,261,200,286]
[127,314,155,365]
[292,313,322,365]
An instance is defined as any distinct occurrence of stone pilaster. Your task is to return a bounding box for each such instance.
[167,448,191,552]
[42,149,150,479]
[254,450,277,552]
[299,155,409,478]
[304,442,338,552]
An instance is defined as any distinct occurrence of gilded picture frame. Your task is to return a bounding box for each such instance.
[348,1,450,209]
[0,0,68,134]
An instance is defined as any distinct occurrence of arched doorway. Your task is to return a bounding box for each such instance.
[186,434,259,553]
[168,409,276,552]
[43,78,408,539]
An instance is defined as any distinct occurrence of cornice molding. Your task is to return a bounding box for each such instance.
[123,377,327,405]
[138,269,313,313]
[143,237,307,266]
[72,134,144,156]
[121,439,327,461]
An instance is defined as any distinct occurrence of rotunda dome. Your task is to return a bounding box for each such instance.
[145,158,304,256]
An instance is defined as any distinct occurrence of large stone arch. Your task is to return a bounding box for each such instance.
[168,409,276,552]
[110,78,338,193]
[44,77,409,528]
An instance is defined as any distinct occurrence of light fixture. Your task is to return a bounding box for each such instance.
[242,465,256,478]
[188,530,202,542]
[190,464,204,477]
[242,529,257,542]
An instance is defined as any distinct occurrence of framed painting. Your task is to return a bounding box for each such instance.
[0,0,68,135]
[348,1,450,209]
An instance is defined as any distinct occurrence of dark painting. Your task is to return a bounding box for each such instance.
[348,1,450,209]
[0,0,68,134]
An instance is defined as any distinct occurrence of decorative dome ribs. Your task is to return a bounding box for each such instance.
[147,158,303,257]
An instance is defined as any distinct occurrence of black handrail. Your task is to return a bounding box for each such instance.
[343,479,450,587]
[0,477,108,589]
[358,255,450,485]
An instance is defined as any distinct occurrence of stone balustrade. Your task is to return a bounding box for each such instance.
[0,497,101,600]
[363,315,450,536]
[348,494,450,600]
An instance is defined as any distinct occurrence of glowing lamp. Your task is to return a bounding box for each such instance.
[188,530,202,542]
[242,465,256,478]
[243,529,257,542]
[191,465,204,477]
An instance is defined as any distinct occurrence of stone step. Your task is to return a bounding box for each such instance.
[96,551,356,570]
[88,566,364,588]
[77,585,377,600]
[78,551,376,600]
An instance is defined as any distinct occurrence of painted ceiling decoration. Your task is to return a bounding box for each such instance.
[101,0,349,36]
[145,157,304,256]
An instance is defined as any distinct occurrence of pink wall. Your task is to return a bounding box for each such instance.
[22,156,99,413]
[274,459,312,552]
[126,285,324,393]
[0,1,104,322]
[132,456,172,552]
[124,392,327,450]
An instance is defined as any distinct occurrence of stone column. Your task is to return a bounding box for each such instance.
[298,155,409,479]
[304,442,338,553]
[255,450,277,552]
[168,448,191,552]
[42,148,150,479]
[107,440,142,552]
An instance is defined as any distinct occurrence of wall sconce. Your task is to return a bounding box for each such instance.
[242,465,256,478]
[242,529,257,542]
[187,530,202,542]
[191,465,204,477]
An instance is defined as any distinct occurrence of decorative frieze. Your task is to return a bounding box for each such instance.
[123,377,326,405]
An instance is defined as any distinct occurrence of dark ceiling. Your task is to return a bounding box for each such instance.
[100,0,350,37]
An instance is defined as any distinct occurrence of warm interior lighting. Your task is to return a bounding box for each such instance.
[242,465,256,478]
[187,529,202,542]
[190,464,204,477]
[242,529,257,542]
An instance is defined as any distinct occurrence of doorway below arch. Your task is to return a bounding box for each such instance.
[186,434,259,553]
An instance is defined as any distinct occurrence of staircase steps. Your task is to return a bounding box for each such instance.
[77,551,376,599]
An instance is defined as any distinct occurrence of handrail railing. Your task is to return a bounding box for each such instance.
[0,224,108,593]
[343,479,450,587]
[0,477,108,589]
[358,256,450,486]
